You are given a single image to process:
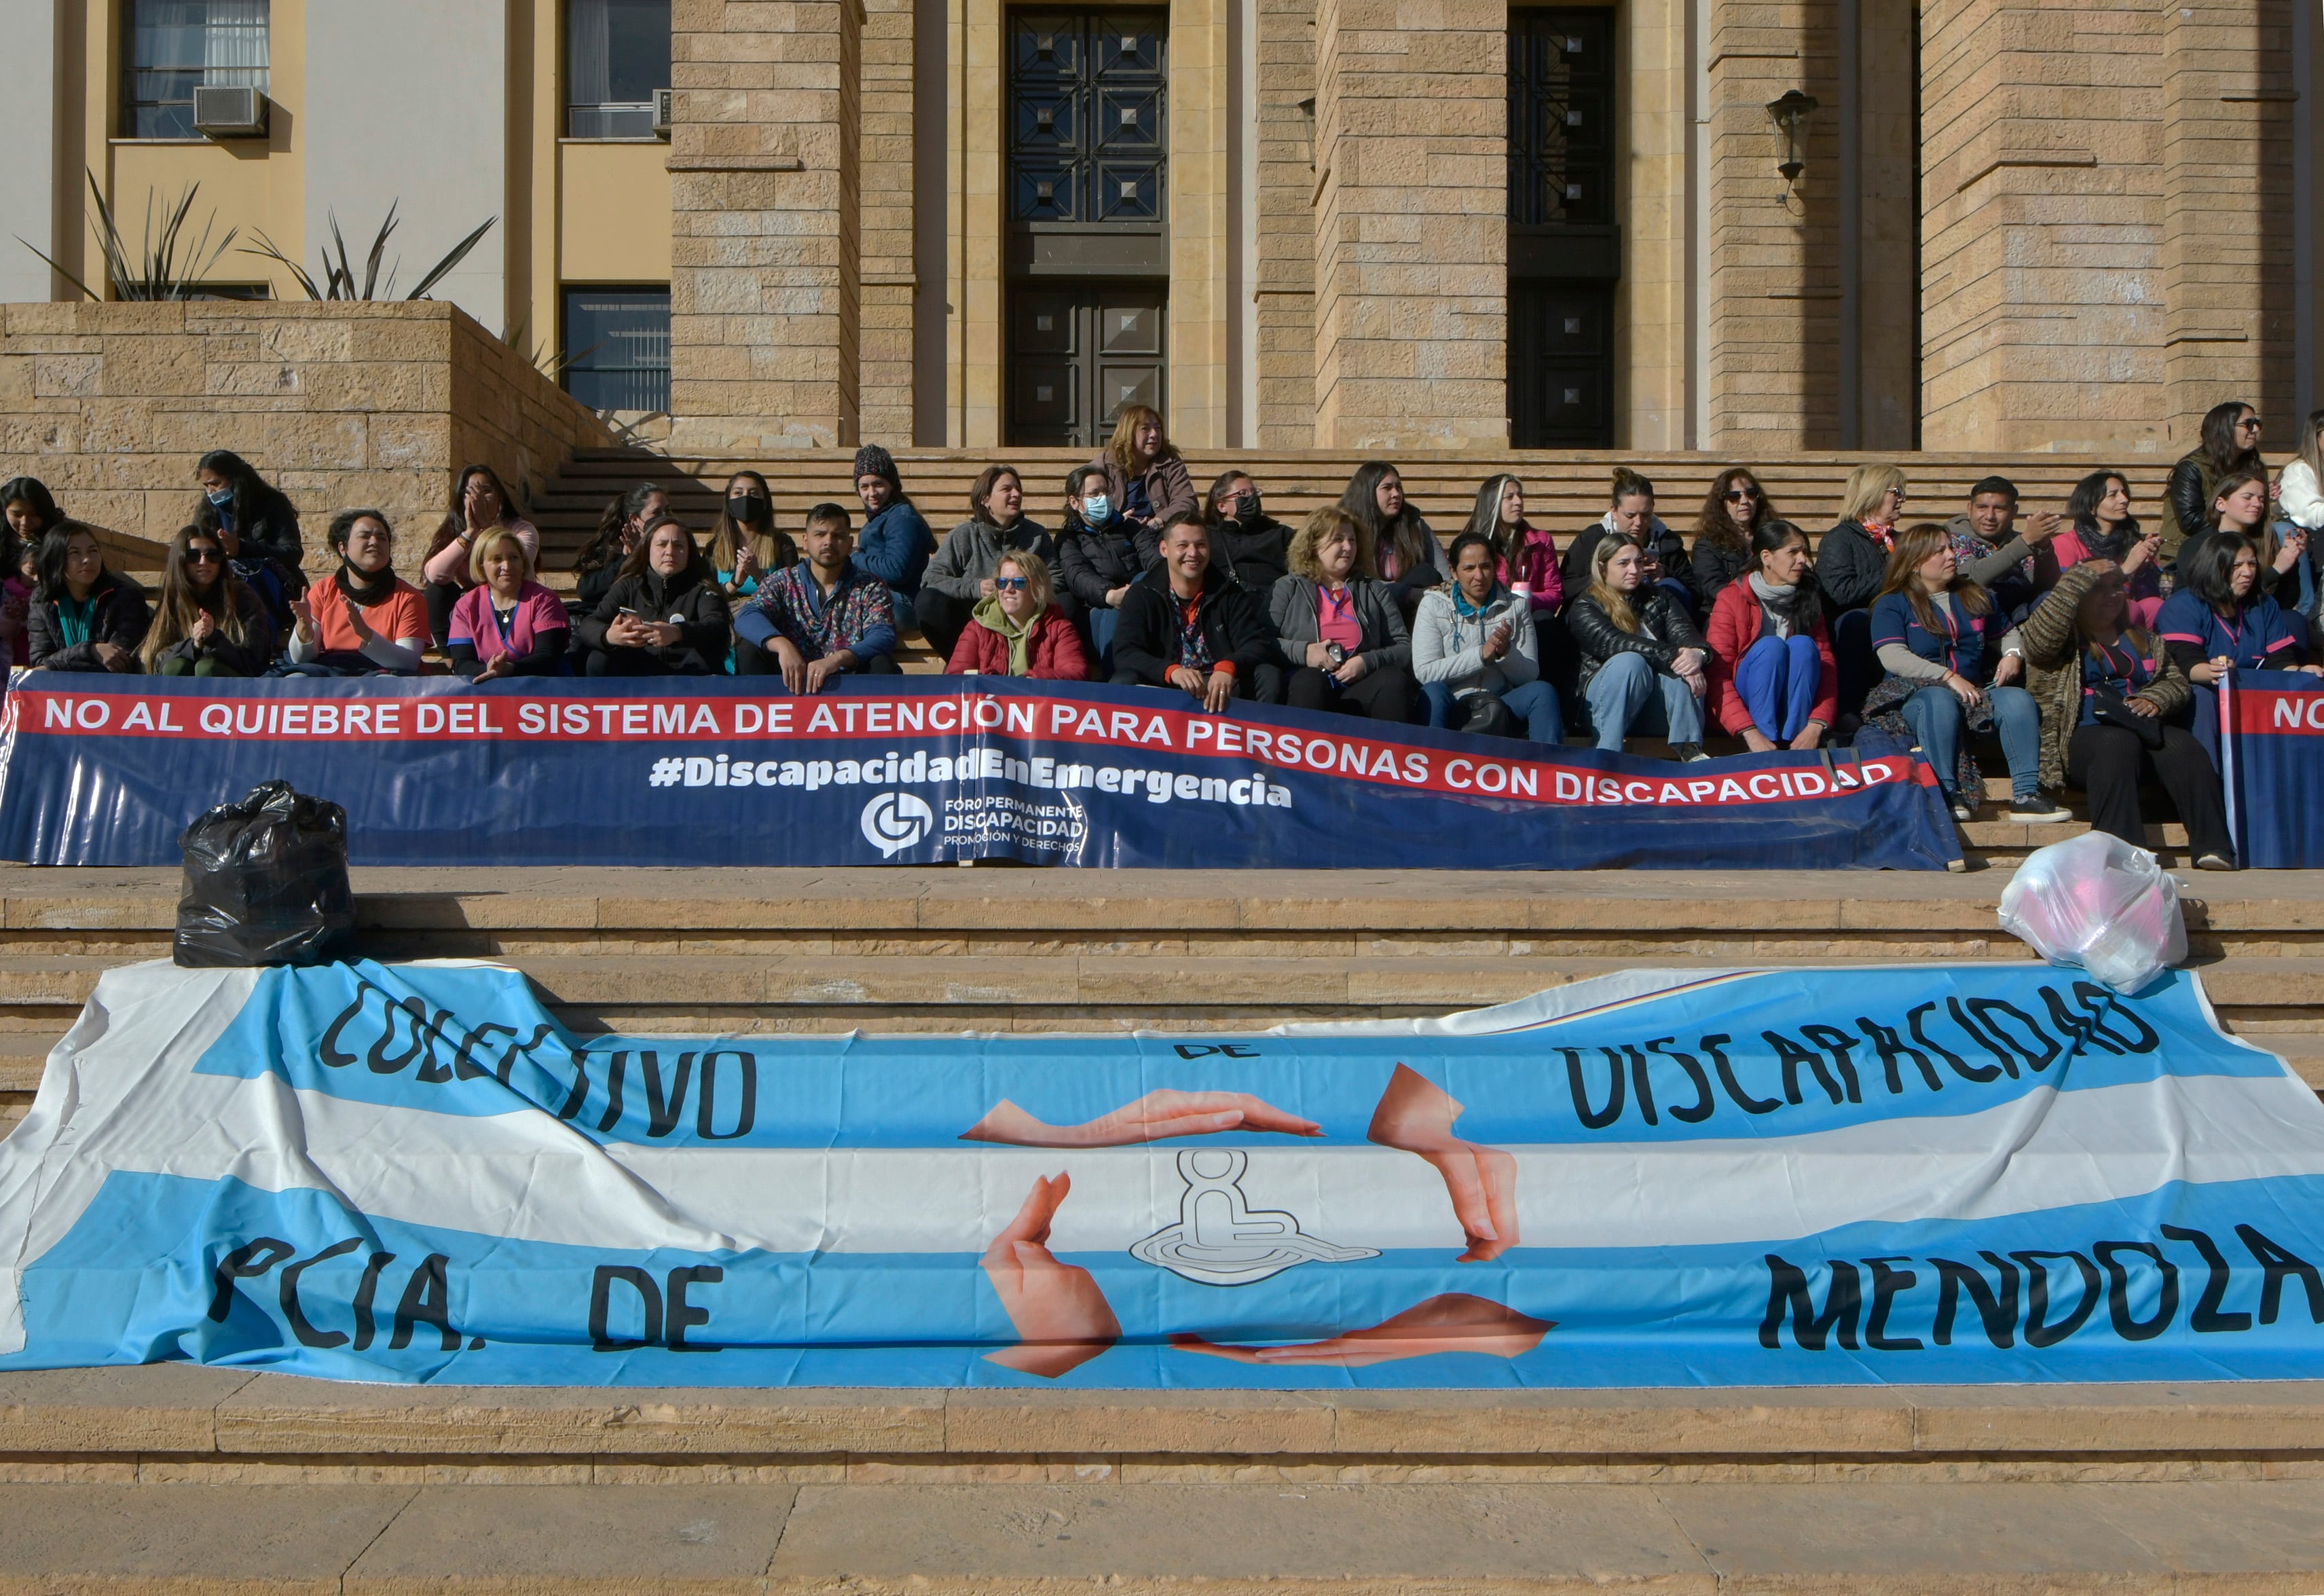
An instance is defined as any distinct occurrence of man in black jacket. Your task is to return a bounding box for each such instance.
[1111,516,1280,709]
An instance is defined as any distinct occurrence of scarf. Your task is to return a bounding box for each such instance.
[337,559,397,607]
[972,593,1041,676]
[1861,521,1896,552]
[1747,572,1801,639]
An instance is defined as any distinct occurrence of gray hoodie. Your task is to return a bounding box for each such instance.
[919,517,1055,601]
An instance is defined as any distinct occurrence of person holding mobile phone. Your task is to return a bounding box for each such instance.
[575,515,732,677]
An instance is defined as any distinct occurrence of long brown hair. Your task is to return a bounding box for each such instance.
[1585,533,1646,635]
[710,470,794,576]
[140,525,253,668]
[1876,521,1991,635]
[1695,466,1773,557]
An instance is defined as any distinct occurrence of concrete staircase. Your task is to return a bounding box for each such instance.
[524,447,2173,576]
[4,862,2324,1589]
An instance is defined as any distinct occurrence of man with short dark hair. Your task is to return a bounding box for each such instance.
[1947,475,2059,623]
[1110,516,1280,709]
[735,503,902,693]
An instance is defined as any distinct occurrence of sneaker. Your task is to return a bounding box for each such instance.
[1673,743,1711,763]
[2008,797,2070,823]
[1949,798,1977,823]
[2194,852,2238,872]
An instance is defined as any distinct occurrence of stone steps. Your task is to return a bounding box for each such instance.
[3,1474,2322,1592]
[525,447,2169,565]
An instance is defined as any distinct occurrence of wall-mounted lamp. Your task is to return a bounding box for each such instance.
[1765,90,1818,185]
[1297,95,1317,168]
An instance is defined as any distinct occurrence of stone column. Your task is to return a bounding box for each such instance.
[1310,0,1507,451]
[669,0,862,453]
[859,0,918,443]
[1919,0,2164,454]
[2161,0,2295,445]
[1168,0,1231,448]
[1253,0,1316,445]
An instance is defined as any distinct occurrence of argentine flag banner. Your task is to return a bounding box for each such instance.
[3,959,2323,1388]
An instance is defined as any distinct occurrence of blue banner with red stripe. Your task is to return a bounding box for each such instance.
[0,673,1959,871]
[2222,671,2324,869]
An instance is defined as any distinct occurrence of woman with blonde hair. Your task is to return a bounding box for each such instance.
[139,524,272,677]
[1567,533,1710,760]
[447,525,570,679]
[1816,462,1909,718]
[1267,504,1414,721]
[944,549,1090,680]
[1860,523,2056,824]
[1086,404,1195,554]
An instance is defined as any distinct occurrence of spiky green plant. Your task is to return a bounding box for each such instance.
[241,202,496,301]
[16,172,239,301]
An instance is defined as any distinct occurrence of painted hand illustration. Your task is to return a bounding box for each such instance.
[980,1172,1122,1378]
[1366,1063,1519,1262]
[1170,1293,1552,1367]
[963,1090,1324,1147]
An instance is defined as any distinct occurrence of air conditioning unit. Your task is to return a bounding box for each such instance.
[191,85,269,140]
[653,88,674,137]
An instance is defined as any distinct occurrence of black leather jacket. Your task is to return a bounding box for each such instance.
[1055,513,1147,610]
[1566,589,1706,694]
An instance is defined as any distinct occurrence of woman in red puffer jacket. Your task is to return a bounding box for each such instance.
[944,550,1092,680]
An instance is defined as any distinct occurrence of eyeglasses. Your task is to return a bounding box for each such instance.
[2239,417,2264,431]
[1725,487,1759,503]
[186,549,223,564]
[994,576,1029,591]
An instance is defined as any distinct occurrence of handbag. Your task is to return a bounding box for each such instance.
[2089,684,2166,748]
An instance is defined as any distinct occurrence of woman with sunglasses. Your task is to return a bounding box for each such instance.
[1691,467,1775,607]
[944,550,1090,679]
[2169,401,2267,549]
[137,526,273,676]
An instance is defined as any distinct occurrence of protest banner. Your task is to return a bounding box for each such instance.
[3,958,2320,1388]
[2221,670,2324,869]
[0,675,1959,871]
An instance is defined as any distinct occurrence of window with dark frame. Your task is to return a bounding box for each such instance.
[566,0,673,138]
[1506,10,1612,227]
[122,0,270,139]
[1008,12,1167,226]
[561,288,671,414]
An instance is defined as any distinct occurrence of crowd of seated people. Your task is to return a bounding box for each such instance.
[7,390,2322,868]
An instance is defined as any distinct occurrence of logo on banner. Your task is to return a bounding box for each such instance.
[1132,1149,1378,1286]
[860,791,935,857]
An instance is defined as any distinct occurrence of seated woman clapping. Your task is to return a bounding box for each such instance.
[447,527,571,680]
[139,526,274,677]
[1860,523,2058,824]
[1568,534,1710,760]
[574,515,732,677]
[26,521,149,673]
[1704,520,1834,753]
[1414,532,1563,742]
[2011,559,2234,868]
[945,550,1090,680]
[1266,506,1416,722]
[284,510,430,675]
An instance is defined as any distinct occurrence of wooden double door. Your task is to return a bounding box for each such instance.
[1006,285,1166,447]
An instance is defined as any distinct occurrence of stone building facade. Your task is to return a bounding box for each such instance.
[3,0,2317,458]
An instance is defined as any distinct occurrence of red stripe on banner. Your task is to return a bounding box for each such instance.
[9,685,1936,811]
[2230,685,2324,735]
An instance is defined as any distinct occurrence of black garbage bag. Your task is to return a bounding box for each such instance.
[174,781,355,968]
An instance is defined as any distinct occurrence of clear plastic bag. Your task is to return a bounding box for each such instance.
[1997,831,2186,995]
[174,781,355,969]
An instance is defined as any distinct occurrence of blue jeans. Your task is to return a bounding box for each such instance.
[1425,678,1564,743]
[1900,682,2042,801]
[1585,650,1703,751]
[1733,633,1822,742]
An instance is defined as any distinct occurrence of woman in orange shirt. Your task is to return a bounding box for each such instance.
[284,509,430,675]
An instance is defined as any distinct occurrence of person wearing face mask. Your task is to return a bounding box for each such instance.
[575,515,733,677]
[418,464,541,646]
[0,477,64,667]
[284,511,430,675]
[192,449,303,569]
[709,471,795,601]
[849,445,935,602]
[137,526,274,678]
[26,521,149,673]
[1704,521,1836,754]
[573,483,669,613]
[447,528,571,680]
[1202,472,1293,592]
[1054,464,1146,667]
[945,551,1089,680]
[917,464,1057,661]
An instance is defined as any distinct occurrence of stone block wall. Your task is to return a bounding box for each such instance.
[1255,0,1318,446]
[860,0,919,443]
[0,301,611,580]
